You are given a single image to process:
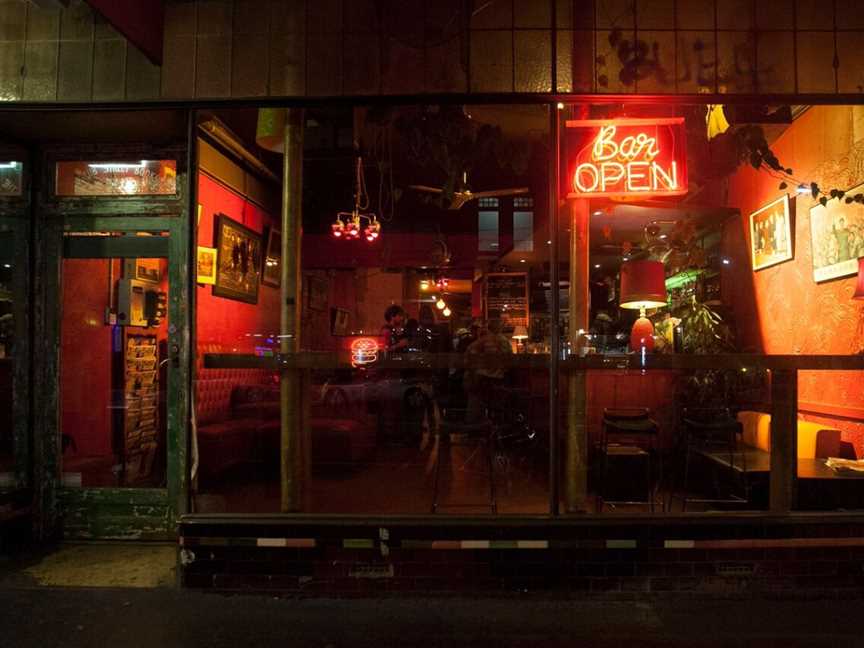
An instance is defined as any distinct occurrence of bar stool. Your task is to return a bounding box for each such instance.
[597,408,662,512]
[432,422,497,514]
[676,407,748,511]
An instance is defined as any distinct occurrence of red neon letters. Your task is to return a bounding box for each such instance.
[564,118,688,199]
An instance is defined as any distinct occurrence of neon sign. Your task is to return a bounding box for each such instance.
[350,337,379,367]
[564,118,688,199]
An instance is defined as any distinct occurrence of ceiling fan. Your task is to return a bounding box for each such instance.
[409,172,529,210]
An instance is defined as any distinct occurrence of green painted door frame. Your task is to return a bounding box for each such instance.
[34,147,191,541]
[0,215,31,495]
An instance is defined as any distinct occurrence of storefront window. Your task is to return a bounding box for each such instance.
[193,104,551,514]
[192,102,864,518]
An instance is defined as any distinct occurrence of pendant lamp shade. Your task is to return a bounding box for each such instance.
[619,260,668,310]
[854,258,864,300]
[256,108,288,153]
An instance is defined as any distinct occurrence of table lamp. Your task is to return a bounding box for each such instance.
[853,258,864,300]
[619,260,667,352]
[512,325,528,352]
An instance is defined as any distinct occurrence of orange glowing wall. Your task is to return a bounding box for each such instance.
[723,106,864,455]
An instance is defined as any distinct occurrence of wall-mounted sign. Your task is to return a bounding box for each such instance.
[485,272,529,334]
[564,118,688,199]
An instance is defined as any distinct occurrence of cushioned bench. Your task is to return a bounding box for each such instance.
[737,410,844,461]
[195,343,376,479]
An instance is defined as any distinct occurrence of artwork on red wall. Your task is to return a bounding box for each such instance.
[749,194,793,271]
[213,214,262,304]
[810,183,864,282]
[306,275,328,312]
[196,246,216,285]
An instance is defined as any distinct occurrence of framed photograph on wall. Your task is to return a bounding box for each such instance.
[749,194,793,271]
[196,246,217,285]
[809,182,864,282]
[261,227,282,288]
[306,275,328,312]
[213,213,262,304]
[331,307,350,335]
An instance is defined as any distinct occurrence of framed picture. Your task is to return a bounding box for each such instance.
[749,194,793,271]
[261,227,282,288]
[331,307,350,335]
[123,257,162,284]
[196,246,217,285]
[809,183,864,282]
[213,214,262,304]
[306,275,328,312]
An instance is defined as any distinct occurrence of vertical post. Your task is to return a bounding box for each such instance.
[281,109,304,512]
[770,369,797,513]
[548,103,560,515]
[565,198,589,512]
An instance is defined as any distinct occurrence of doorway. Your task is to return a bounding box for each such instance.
[49,220,188,539]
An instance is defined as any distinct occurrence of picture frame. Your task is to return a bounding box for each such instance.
[213,213,262,304]
[123,257,162,284]
[196,246,217,285]
[809,182,864,282]
[261,226,282,288]
[306,275,328,312]
[749,194,793,271]
[331,307,350,335]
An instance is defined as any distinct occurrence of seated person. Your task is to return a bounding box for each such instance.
[463,319,512,424]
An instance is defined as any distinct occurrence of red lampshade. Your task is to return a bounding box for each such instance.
[619,260,667,310]
[854,258,864,300]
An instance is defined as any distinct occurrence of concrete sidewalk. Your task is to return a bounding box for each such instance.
[1,586,863,647]
[1,544,863,647]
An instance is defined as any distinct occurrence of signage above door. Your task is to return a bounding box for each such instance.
[564,117,688,199]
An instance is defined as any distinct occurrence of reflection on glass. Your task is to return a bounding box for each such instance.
[0,161,23,196]
[0,237,13,488]
[55,160,177,196]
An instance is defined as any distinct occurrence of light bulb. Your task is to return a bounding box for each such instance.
[436,298,446,310]
[443,307,451,317]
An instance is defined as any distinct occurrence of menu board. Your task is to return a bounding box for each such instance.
[485,272,529,333]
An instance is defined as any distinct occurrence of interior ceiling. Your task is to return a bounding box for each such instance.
[0,109,187,144]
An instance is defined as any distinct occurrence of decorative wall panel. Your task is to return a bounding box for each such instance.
[0,0,863,102]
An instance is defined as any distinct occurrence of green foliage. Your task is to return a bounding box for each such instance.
[677,297,734,355]
[674,297,737,409]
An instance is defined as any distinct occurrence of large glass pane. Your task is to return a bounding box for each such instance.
[194,104,551,515]
[0,231,15,489]
[60,254,169,488]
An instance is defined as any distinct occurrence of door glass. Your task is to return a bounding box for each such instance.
[0,231,15,489]
[60,256,169,488]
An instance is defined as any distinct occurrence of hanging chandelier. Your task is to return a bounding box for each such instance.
[332,156,381,243]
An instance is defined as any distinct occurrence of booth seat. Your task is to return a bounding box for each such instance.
[736,410,843,459]
[195,343,376,479]
[195,373,279,479]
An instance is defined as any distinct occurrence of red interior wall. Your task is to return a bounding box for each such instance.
[724,106,864,455]
[196,173,280,350]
